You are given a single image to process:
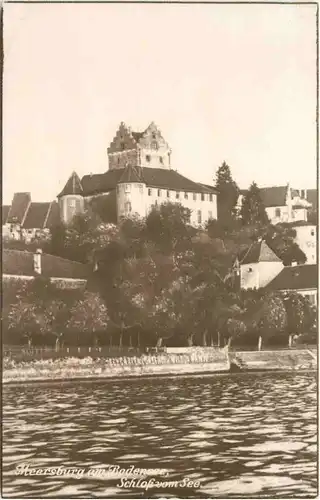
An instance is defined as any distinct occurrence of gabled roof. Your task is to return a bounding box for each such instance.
[2,206,10,224]
[3,249,88,279]
[7,192,31,224]
[266,264,318,291]
[240,240,282,265]
[22,202,51,229]
[57,171,83,198]
[118,165,143,183]
[81,167,218,196]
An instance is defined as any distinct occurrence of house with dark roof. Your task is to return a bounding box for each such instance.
[3,249,88,289]
[236,184,312,225]
[266,264,317,306]
[236,240,317,306]
[3,193,60,243]
[57,122,218,227]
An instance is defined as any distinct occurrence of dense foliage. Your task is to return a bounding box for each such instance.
[3,199,316,350]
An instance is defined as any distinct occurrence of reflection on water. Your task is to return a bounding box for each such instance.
[2,372,317,498]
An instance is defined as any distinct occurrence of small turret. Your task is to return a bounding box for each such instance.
[57,171,84,224]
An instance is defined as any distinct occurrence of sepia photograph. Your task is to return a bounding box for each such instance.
[2,1,318,498]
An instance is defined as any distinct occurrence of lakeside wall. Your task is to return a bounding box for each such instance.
[3,347,230,383]
[3,348,316,384]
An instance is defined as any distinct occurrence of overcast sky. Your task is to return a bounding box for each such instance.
[3,2,317,204]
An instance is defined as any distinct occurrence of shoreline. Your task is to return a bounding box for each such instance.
[3,368,317,387]
[3,348,317,385]
[3,366,317,386]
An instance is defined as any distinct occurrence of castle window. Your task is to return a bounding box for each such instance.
[176,192,180,199]
[146,155,151,162]
[151,141,158,150]
[197,210,202,224]
[209,194,213,202]
[201,193,205,201]
[139,185,144,195]
[120,142,125,150]
[248,267,253,273]
[159,156,163,164]
[184,192,188,199]
[275,208,281,217]
[158,189,161,197]
[148,188,152,196]
[69,199,76,208]
[311,229,315,236]
[125,202,132,214]
[167,190,170,198]
[193,193,197,201]
[125,184,131,193]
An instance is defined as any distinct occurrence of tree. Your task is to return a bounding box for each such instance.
[265,224,306,265]
[257,292,287,350]
[68,291,109,347]
[240,182,269,226]
[215,162,239,229]
[283,292,317,347]
[143,202,194,256]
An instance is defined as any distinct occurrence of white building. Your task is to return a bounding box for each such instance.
[290,221,317,265]
[235,240,317,306]
[236,185,312,225]
[57,122,218,227]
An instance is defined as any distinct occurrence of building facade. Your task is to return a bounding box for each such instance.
[236,185,312,225]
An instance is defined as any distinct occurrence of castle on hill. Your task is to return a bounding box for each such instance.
[57,121,218,227]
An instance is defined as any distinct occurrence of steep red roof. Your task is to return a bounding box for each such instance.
[81,167,218,196]
[240,240,282,265]
[3,249,88,279]
[7,193,31,224]
[266,264,318,291]
[57,172,83,198]
[45,201,60,228]
[22,202,51,229]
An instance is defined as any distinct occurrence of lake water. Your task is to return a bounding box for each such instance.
[2,372,317,498]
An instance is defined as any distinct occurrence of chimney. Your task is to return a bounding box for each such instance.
[33,248,42,275]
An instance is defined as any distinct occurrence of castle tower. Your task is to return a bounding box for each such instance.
[57,171,84,224]
[107,122,172,171]
[116,165,146,220]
